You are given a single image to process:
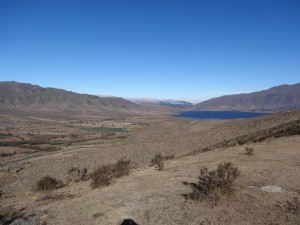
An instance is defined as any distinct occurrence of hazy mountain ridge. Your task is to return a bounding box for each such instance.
[195,83,300,111]
[130,98,193,108]
[0,81,142,113]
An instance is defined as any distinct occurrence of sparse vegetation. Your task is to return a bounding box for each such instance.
[90,165,113,188]
[0,133,12,139]
[81,127,126,133]
[67,167,88,182]
[164,154,175,160]
[90,159,131,188]
[150,153,175,171]
[245,146,254,155]
[112,159,131,178]
[188,162,240,201]
[37,193,75,202]
[151,153,164,171]
[35,175,64,191]
[0,152,14,157]
[286,197,300,214]
[1,99,300,225]
[190,119,300,156]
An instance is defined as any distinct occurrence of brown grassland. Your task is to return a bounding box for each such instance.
[0,109,300,225]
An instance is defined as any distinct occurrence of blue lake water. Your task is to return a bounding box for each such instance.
[174,111,270,120]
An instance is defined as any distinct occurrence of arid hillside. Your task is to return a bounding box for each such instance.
[0,110,299,224]
[195,83,300,111]
[0,82,146,115]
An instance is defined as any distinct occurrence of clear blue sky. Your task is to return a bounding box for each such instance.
[0,0,299,102]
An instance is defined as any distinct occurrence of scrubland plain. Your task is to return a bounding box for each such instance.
[0,109,300,225]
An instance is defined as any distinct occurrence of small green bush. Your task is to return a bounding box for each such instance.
[36,175,63,191]
[245,147,254,155]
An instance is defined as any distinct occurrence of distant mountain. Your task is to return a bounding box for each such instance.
[195,83,300,111]
[159,100,194,108]
[0,81,143,114]
[130,98,193,108]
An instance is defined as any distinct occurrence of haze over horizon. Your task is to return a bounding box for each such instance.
[1,0,299,101]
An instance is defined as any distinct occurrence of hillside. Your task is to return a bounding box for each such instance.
[0,81,143,114]
[0,110,300,224]
[195,83,300,111]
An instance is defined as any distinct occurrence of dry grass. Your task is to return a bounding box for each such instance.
[35,175,64,191]
[37,193,76,202]
[0,152,14,157]
[1,111,300,225]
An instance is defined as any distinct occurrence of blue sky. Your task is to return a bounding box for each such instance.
[0,0,299,102]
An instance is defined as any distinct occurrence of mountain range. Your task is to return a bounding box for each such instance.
[0,81,143,114]
[0,81,300,113]
[195,83,300,111]
[129,98,193,108]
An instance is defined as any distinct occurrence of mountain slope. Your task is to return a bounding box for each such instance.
[0,81,142,113]
[195,83,300,111]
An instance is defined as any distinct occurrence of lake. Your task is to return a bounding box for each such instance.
[174,111,270,120]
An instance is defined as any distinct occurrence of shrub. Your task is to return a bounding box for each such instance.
[286,197,300,214]
[164,154,175,160]
[35,175,63,191]
[245,147,254,155]
[0,153,13,157]
[151,154,164,171]
[0,189,3,198]
[90,159,131,188]
[67,167,87,182]
[90,165,113,188]
[189,162,240,201]
[112,159,131,178]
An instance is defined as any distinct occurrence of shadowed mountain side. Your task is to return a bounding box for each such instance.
[195,83,300,111]
[0,82,145,114]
